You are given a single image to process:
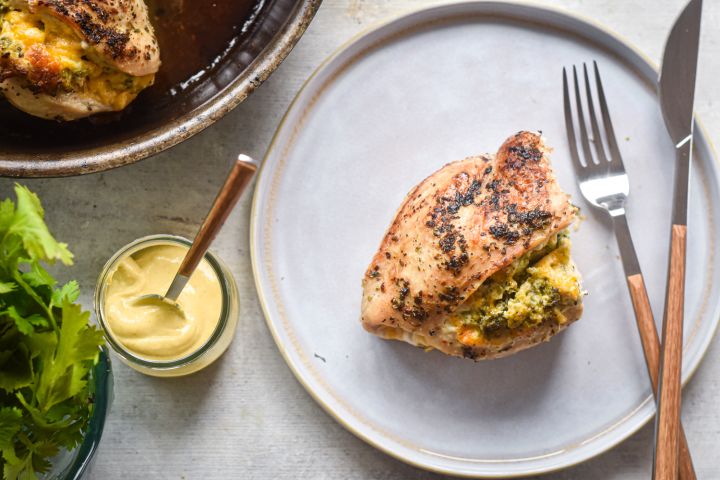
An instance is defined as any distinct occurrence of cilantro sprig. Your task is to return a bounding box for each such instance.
[0,185,104,480]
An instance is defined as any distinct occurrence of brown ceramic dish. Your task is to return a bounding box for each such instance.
[0,0,321,177]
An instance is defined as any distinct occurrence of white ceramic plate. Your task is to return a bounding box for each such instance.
[250,2,720,477]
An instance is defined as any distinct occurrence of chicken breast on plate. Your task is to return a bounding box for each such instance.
[361,131,583,360]
[0,0,160,120]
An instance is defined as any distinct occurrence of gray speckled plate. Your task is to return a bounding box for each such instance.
[250,2,720,477]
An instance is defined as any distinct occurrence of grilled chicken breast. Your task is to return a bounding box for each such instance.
[361,132,583,360]
[0,0,160,120]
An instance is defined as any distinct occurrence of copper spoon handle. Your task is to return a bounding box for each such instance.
[165,155,257,300]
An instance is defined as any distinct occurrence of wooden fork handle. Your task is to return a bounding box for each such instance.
[653,225,688,480]
[627,273,695,480]
[179,155,257,277]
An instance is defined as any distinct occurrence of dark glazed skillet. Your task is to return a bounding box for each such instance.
[0,0,322,177]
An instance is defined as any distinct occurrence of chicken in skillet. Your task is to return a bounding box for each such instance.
[0,0,160,120]
[361,132,583,360]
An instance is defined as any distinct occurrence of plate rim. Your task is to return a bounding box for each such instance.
[249,1,720,477]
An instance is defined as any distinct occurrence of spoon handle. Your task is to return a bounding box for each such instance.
[179,154,257,277]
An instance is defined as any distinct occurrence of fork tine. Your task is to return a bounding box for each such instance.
[563,68,585,174]
[593,61,623,162]
[582,63,609,163]
[572,66,596,165]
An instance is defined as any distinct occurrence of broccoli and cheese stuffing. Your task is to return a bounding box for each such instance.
[0,0,157,120]
[450,231,582,347]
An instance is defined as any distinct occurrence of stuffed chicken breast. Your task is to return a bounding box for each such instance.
[361,131,583,360]
[0,0,160,120]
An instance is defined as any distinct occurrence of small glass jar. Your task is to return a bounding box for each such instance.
[95,235,239,377]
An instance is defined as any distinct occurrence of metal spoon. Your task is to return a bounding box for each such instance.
[134,154,257,313]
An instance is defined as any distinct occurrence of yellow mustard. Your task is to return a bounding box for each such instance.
[103,244,222,361]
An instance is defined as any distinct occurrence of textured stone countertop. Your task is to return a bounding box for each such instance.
[1,1,718,478]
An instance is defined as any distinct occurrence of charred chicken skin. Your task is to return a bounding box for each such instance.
[361,132,583,360]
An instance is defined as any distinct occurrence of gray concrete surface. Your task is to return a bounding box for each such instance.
[1,1,718,478]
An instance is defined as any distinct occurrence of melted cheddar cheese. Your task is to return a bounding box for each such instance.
[0,6,153,110]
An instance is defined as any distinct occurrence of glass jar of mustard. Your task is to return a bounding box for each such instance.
[95,234,239,377]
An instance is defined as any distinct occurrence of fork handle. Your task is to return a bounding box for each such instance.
[612,216,695,480]
[654,225,688,480]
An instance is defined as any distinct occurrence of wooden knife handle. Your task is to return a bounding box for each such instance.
[179,155,257,277]
[653,225,687,480]
[627,274,695,480]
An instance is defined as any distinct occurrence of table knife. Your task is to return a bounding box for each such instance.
[654,0,702,478]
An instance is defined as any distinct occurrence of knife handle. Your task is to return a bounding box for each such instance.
[626,274,695,480]
[653,225,687,480]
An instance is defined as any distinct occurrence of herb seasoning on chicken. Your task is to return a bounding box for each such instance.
[0,0,160,120]
[361,132,584,360]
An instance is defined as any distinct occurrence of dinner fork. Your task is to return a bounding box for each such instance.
[563,62,696,479]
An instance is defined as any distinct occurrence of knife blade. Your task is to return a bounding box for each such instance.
[654,1,702,479]
[659,0,702,148]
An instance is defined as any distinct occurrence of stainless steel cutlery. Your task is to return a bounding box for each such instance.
[563,61,697,479]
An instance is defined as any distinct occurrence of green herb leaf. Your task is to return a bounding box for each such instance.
[0,323,32,394]
[0,199,14,233]
[51,281,79,308]
[21,264,54,290]
[3,454,34,480]
[4,313,31,336]
[35,301,101,412]
[0,409,22,480]
[0,407,22,453]
[3,185,72,266]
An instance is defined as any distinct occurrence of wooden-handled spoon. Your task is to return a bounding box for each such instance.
[137,155,257,310]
